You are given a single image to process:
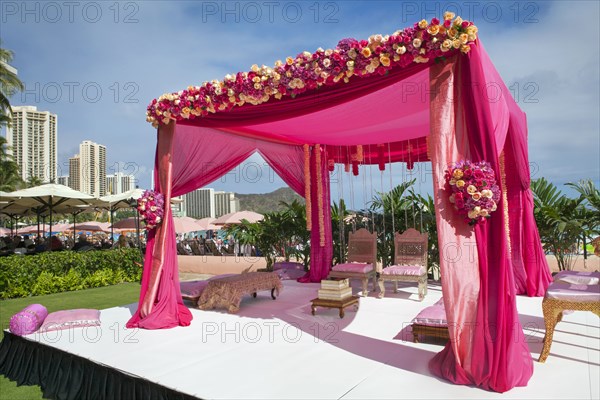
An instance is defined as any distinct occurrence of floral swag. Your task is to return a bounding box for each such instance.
[445,160,500,226]
[137,190,165,230]
[146,12,477,127]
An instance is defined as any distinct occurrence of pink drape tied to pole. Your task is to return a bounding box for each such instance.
[429,44,534,393]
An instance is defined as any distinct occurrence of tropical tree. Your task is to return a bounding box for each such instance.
[0,136,22,191]
[0,42,25,129]
[565,179,600,259]
[531,178,585,271]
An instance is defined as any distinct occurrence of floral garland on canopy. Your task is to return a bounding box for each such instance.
[137,190,165,230]
[445,160,501,225]
[146,12,477,127]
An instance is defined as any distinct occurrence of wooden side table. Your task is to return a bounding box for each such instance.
[310,296,360,318]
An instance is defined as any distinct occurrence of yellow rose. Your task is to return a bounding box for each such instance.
[427,25,440,35]
[456,180,465,188]
[468,210,478,219]
[286,57,294,65]
[472,192,482,201]
[418,19,428,29]
[480,209,489,217]
[453,17,463,27]
[453,39,461,49]
[361,47,372,58]
[346,60,355,69]
[467,185,477,194]
[444,11,455,20]
[396,45,406,54]
[441,39,453,52]
[323,58,331,68]
[448,27,458,38]
[348,48,358,59]
[481,189,493,198]
[453,169,464,179]
[412,38,422,48]
[459,33,469,44]
[449,178,457,185]
[460,45,471,54]
[380,55,391,67]
[466,25,478,35]
[468,33,477,42]
[491,201,497,211]
[414,56,429,63]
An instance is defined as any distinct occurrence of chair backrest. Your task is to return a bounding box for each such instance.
[347,228,377,265]
[394,228,428,267]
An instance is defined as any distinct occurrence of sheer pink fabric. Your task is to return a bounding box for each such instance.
[428,59,480,380]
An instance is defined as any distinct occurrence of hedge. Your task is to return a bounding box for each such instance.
[0,249,143,299]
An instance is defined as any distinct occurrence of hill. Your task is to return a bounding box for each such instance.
[236,187,303,214]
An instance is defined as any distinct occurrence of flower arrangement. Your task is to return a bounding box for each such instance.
[137,190,165,230]
[146,12,477,127]
[445,160,500,225]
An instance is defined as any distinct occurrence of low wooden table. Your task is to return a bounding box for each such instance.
[310,296,360,318]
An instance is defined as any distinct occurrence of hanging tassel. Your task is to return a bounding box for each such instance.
[315,144,325,247]
[344,163,350,173]
[356,145,364,162]
[377,144,385,171]
[327,159,335,172]
[350,153,359,176]
[303,144,312,231]
[407,160,414,170]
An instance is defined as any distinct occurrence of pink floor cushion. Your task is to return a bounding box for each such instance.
[546,282,600,302]
[411,305,448,327]
[274,268,306,280]
[272,261,304,271]
[40,309,101,332]
[553,271,600,286]
[9,304,48,336]
[383,264,426,276]
[332,263,374,273]
[180,280,210,299]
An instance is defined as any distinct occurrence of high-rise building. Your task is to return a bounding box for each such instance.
[57,175,69,187]
[78,140,106,197]
[68,155,81,191]
[6,106,58,183]
[184,188,215,218]
[215,191,239,217]
[106,172,136,195]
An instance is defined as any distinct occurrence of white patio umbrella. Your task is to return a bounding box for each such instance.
[2,184,96,239]
[213,211,264,225]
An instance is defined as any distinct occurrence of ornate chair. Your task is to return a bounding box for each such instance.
[538,280,600,363]
[378,228,428,301]
[328,228,378,297]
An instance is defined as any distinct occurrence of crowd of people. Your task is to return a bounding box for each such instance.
[0,233,143,256]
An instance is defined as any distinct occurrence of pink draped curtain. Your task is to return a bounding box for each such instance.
[429,44,534,393]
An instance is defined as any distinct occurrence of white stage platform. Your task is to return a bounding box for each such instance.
[6,280,600,399]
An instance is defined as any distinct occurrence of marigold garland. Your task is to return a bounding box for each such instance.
[146,12,477,127]
[303,144,312,230]
[315,144,325,247]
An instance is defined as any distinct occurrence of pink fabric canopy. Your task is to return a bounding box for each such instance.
[128,22,551,393]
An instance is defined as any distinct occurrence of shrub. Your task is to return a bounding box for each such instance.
[0,248,143,299]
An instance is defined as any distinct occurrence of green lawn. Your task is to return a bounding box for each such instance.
[0,283,141,400]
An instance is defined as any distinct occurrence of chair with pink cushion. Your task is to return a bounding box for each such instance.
[328,228,378,297]
[378,228,428,301]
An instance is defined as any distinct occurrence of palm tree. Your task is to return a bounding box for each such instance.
[0,136,22,191]
[531,178,584,271]
[565,179,600,260]
[0,42,25,129]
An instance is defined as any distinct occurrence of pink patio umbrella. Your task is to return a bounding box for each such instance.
[213,211,264,225]
[0,227,10,236]
[111,217,144,231]
[173,216,203,234]
[196,217,219,230]
[68,221,110,233]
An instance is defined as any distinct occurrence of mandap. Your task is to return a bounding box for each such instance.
[128,13,552,393]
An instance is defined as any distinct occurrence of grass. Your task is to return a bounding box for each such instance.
[0,283,141,400]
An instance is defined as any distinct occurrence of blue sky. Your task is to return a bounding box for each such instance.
[1,1,598,207]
